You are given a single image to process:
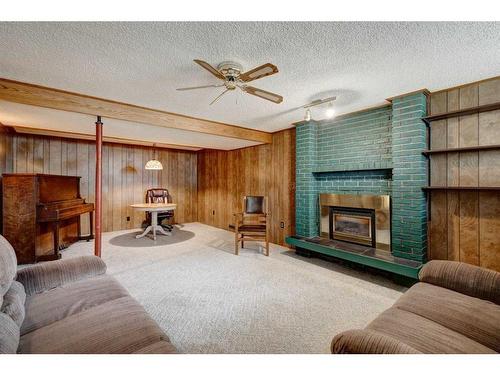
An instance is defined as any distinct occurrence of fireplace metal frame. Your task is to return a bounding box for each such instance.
[319,193,391,251]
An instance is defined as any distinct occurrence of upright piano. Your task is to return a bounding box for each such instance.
[2,174,94,264]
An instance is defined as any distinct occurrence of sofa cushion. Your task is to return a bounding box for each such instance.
[0,312,20,354]
[395,282,500,352]
[19,296,174,354]
[1,281,26,328]
[0,235,17,305]
[367,307,496,353]
[21,275,129,335]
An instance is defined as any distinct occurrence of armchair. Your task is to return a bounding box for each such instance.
[145,188,174,231]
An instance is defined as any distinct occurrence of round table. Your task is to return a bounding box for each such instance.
[130,203,177,240]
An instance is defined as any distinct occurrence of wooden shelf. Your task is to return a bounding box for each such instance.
[422,186,500,191]
[422,101,500,125]
[422,144,500,155]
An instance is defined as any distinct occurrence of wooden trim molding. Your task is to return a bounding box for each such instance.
[0,78,272,144]
[11,125,202,151]
[430,75,500,95]
[385,88,430,102]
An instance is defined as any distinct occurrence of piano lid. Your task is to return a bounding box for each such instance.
[37,175,82,203]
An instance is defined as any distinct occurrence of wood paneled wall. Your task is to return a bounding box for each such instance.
[7,134,198,234]
[197,129,296,246]
[428,77,500,271]
[3,128,295,246]
[0,125,10,232]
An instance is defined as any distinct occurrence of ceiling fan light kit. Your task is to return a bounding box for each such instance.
[177,59,283,105]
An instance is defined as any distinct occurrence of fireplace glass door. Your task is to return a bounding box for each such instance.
[329,207,376,247]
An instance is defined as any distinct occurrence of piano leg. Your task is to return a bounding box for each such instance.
[53,222,60,256]
[89,211,94,240]
[78,212,95,242]
[85,211,94,241]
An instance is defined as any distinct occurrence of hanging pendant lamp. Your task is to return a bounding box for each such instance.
[145,144,163,170]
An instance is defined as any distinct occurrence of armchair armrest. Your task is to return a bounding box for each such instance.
[233,212,244,225]
[16,256,107,296]
[331,329,421,354]
[233,212,269,217]
[232,212,270,229]
[419,260,500,304]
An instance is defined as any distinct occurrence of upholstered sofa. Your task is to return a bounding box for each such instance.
[0,235,176,354]
[331,260,500,354]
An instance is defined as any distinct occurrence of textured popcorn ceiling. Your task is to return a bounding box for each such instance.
[0,22,499,148]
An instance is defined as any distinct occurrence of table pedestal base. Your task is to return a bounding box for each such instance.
[135,211,172,240]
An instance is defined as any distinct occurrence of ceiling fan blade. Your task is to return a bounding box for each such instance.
[176,84,224,91]
[209,89,230,105]
[239,63,279,82]
[241,85,283,104]
[193,59,225,80]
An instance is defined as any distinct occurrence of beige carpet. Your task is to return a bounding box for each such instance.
[63,222,405,353]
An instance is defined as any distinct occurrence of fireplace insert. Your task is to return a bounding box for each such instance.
[319,193,391,251]
[329,207,376,247]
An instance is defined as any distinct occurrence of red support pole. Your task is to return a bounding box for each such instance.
[94,116,103,257]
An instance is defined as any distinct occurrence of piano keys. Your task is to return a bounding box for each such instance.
[2,173,94,264]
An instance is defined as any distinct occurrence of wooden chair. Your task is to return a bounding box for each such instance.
[233,196,269,256]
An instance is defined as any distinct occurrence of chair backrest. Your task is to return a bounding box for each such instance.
[146,188,171,204]
[244,196,265,214]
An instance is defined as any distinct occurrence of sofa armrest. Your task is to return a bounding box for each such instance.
[16,256,107,296]
[331,329,421,354]
[419,260,500,304]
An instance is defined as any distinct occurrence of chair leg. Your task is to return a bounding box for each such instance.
[265,227,270,256]
[241,235,244,249]
[234,232,239,256]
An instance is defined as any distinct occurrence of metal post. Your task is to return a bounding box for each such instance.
[94,116,103,257]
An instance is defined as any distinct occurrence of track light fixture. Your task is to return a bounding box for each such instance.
[304,108,311,121]
[302,96,337,120]
[325,102,336,119]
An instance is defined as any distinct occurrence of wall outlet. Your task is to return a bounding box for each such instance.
[280,221,285,229]
[126,216,130,222]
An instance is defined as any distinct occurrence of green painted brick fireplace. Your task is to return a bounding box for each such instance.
[294,92,428,263]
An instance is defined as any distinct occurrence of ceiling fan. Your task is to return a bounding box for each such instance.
[176,60,283,105]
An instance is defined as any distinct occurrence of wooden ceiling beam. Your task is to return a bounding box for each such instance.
[0,78,272,144]
[11,125,203,151]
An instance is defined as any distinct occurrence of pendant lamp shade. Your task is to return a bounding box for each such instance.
[145,159,163,170]
[145,145,163,170]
